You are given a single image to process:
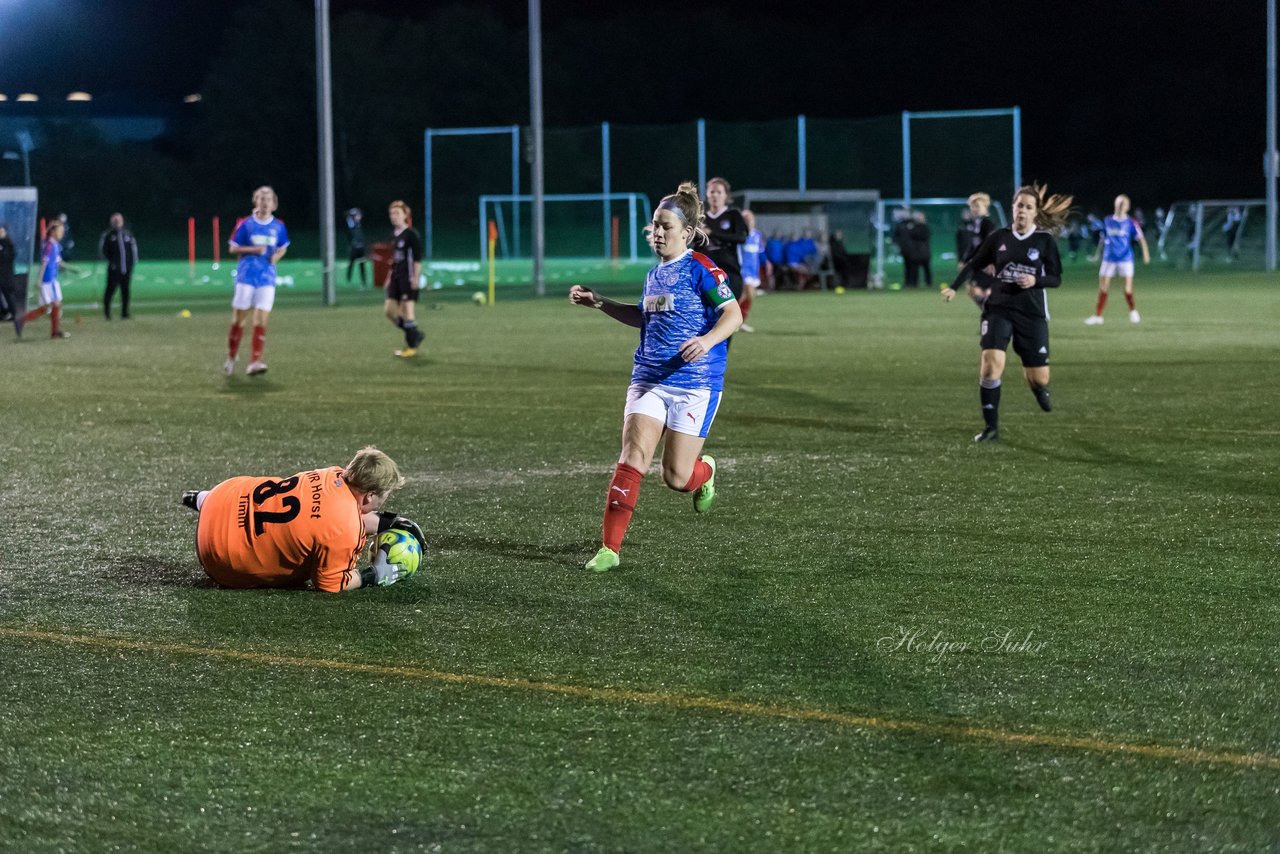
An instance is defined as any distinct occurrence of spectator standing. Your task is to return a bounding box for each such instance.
[99,213,139,320]
[829,230,854,288]
[346,207,369,287]
[893,210,933,287]
[0,225,16,328]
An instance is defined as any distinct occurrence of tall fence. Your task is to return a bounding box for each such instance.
[425,109,1020,261]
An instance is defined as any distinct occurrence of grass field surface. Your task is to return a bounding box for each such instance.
[2,263,1278,850]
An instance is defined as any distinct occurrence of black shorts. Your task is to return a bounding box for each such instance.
[979,307,1050,367]
[386,277,419,303]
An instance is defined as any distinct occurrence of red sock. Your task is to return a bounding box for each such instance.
[1124,292,1136,310]
[250,325,266,362]
[602,463,644,553]
[740,299,752,324]
[228,324,244,358]
[679,458,712,493]
[50,304,61,337]
[1095,291,1108,316]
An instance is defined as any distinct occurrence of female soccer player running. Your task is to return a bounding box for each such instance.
[942,184,1072,442]
[569,182,743,572]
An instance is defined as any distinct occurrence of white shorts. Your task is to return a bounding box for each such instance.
[624,383,722,438]
[232,283,276,311]
[1099,261,1135,278]
[40,280,62,305]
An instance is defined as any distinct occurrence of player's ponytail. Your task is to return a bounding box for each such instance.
[1017,183,1073,231]
[669,181,708,244]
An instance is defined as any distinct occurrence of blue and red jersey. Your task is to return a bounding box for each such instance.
[632,250,736,392]
[41,238,62,283]
[231,215,290,287]
[1101,216,1143,263]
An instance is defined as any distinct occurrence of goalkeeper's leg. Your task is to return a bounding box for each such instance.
[182,490,210,511]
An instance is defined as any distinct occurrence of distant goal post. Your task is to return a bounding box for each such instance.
[479,192,653,263]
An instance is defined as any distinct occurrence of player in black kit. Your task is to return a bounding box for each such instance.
[702,178,751,333]
[941,184,1072,443]
[383,200,425,358]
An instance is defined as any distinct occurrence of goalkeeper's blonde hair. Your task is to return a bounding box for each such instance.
[343,447,404,497]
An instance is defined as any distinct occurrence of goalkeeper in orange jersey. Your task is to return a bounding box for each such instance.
[182,446,425,592]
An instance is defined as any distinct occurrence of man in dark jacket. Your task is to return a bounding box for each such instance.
[0,224,18,330]
[99,212,139,319]
[892,209,933,287]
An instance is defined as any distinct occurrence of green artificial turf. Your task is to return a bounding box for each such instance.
[1,264,1278,850]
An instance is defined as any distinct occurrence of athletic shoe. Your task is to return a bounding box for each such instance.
[739,323,755,333]
[181,490,200,511]
[394,347,417,358]
[1033,386,1053,412]
[1129,310,1141,324]
[223,357,236,377]
[1084,315,1104,325]
[246,361,268,376]
[973,426,1000,443]
[52,331,70,339]
[693,455,717,513]
[585,546,620,573]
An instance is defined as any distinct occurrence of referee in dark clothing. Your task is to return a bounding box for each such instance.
[99,212,139,320]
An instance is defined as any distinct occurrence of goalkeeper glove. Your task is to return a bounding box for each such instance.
[376,511,425,551]
[359,550,408,588]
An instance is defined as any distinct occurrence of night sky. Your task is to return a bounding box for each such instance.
[0,0,1270,207]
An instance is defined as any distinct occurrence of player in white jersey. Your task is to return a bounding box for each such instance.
[569,182,742,572]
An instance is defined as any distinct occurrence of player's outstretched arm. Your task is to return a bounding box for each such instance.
[569,285,643,328]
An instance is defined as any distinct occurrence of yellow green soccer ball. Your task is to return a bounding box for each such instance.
[378,528,422,576]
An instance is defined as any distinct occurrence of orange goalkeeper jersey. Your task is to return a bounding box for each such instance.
[196,466,367,592]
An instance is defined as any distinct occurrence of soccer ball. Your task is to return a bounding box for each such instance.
[471,291,487,305]
[378,528,422,576]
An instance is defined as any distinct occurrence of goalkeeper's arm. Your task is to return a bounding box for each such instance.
[375,511,425,551]
[341,549,408,591]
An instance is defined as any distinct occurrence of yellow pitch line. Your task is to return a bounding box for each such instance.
[4,626,1278,771]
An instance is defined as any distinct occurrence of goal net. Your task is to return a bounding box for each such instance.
[0,187,39,312]
[479,192,653,262]
[1157,200,1265,271]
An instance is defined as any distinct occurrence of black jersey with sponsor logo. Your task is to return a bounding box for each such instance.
[700,208,748,284]
[954,227,1062,317]
[389,227,423,286]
